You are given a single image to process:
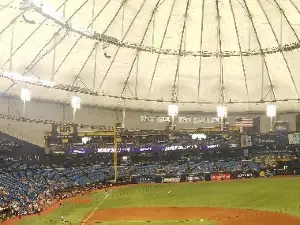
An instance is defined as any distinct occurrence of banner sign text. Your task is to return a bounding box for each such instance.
[141,116,219,124]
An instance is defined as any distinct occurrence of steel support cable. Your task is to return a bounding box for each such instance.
[25,0,91,71]
[242,0,276,100]
[151,10,155,51]
[148,0,176,94]
[64,45,97,104]
[273,0,300,41]
[197,0,205,100]
[24,0,300,57]
[91,0,95,30]
[156,0,167,9]
[71,45,98,87]
[0,0,15,13]
[261,55,264,100]
[120,0,162,97]
[93,42,99,91]
[0,5,28,87]
[3,20,15,94]
[3,83,15,95]
[135,52,139,98]
[216,0,225,103]
[24,0,91,73]
[52,0,111,80]
[257,0,300,100]
[102,0,128,35]
[229,0,250,101]
[290,0,300,14]
[0,9,27,38]
[172,0,190,100]
[289,0,300,101]
[1,0,70,69]
[216,0,222,54]
[97,0,147,92]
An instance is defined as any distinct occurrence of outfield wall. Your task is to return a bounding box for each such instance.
[129,171,261,184]
[128,171,300,184]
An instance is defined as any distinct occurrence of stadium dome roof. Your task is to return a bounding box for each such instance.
[1,0,300,113]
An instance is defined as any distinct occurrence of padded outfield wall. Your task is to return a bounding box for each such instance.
[0,95,297,146]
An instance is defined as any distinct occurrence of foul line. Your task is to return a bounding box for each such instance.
[81,190,112,225]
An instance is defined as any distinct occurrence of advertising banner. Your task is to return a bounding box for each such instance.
[288,133,300,144]
[211,173,231,181]
[131,176,155,184]
[141,116,155,123]
[241,135,252,147]
[67,142,240,154]
[178,117,193,123]
[137,176,154,183]
[251,133,288,146]
[274,121,289,132]
[193,117,219,124]
[157,117,171,123]
[162,177,181,183]
[118,176,132,184]
[140,116,219,124]
[52,124,77,137]
[235,171,255,179]
[186,174,205,182]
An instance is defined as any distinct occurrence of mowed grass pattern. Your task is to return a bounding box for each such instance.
[14,177,300,225]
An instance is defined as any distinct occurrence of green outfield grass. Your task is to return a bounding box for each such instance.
[13,177,300,225]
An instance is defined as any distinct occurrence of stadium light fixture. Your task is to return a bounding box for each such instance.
[20,88,31,102]
[168,103,178,117]
[71,96,81,122]
[217,105,227,132]
[217,105,227,118]
[20,88,31,117]
[168,103,178,130]
[266,103,276,131]
[71,96,81,110]
[266,104,276,118]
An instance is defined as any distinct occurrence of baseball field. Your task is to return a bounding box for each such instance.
[3,177,300,225]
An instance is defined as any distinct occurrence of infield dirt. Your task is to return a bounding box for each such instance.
[83,207,300,225]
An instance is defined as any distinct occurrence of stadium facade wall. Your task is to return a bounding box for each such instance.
[0,96,296,146]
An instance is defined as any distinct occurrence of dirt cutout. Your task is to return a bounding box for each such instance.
[84,207,300,225]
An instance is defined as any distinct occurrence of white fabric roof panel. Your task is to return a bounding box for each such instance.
[0,0,300,112]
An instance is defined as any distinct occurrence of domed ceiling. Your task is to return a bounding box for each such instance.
[0,0,300,112]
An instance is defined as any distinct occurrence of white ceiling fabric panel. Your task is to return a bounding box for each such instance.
[0,0,300,112]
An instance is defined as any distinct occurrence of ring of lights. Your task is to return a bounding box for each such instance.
[27,0,300,58]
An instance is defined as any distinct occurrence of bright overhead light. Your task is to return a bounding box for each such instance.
[71,96,81,110]
[20,88,31,102]
[266,104,276,117]
[168,104,178,117]
[217,105,227,118]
